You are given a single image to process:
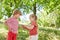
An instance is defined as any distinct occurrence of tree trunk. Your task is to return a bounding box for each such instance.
[10,2,12,7]
[33,2,36,15]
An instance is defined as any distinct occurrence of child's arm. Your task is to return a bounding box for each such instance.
[5,19,11,26]
[4,18,12,30]
[22,24,34,30]
[4,20,10,30]
[5,18,12,26]
[4,20,8,26]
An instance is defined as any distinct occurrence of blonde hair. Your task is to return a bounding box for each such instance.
[29,14,37,20]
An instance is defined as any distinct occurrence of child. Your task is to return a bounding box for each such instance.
[5,9,22,40]
[22,14,38,40]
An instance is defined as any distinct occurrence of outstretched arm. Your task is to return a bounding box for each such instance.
[22,24,34,30]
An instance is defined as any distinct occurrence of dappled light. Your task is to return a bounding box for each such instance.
[0,0,60,40]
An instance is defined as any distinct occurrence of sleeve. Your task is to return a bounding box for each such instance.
[6,18,13,26]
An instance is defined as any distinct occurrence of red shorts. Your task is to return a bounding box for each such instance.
[7,31,17,40]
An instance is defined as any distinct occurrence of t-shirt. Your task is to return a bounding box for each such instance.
[6,17,19,33]
[29,21,38,35]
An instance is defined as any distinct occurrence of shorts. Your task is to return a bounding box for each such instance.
[7,31,17,40]
[30,34,38,40]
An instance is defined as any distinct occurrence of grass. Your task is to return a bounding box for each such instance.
[0,23,60,40]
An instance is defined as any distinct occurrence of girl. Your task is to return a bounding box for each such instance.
[23,14,38,40]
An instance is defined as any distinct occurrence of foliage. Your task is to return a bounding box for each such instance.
[1,23,60,40]
[0,34,6,40]
[37,0,60,13]
[17,28,29,40]
[0,0,60,18]
[0,0,60,40]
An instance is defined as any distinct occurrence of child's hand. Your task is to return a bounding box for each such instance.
[4,21,8,26]
[22,24,34,30]
[20,25,30,30]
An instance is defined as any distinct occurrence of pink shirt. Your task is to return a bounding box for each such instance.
[6,17,19,33]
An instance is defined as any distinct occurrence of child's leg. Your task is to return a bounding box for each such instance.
[12,33,17,40]
[7,32,13,40]
[30,35,38,40]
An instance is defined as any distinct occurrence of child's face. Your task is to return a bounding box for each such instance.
[30,17,35,22]
[15,14,20,19]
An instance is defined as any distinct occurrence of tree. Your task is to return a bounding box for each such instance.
[0,0,60,18]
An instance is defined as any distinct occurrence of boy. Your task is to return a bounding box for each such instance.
[5,9,22,40]
[22,14,38,40]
